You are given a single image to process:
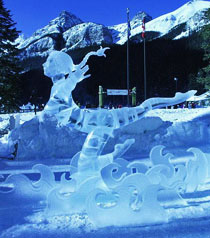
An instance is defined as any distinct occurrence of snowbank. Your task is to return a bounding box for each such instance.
[0,108,209,161]
[105,108,210,157]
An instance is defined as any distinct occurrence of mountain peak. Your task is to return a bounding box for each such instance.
[59,10,71,16]
[19,0,210,58]
[187,0,200,4]
[49,10,83,32]
[59,10,80,19]
[132,11,152,23]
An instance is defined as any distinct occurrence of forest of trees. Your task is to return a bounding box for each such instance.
[197,9,210,90]
[0,0,22,112]
[0,1,210,111]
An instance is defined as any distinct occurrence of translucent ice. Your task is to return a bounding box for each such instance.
[0,47,203,229]
[42,47,109,119]
[0,143,209,228]
[42,47,196,133]
[185,147,208,192]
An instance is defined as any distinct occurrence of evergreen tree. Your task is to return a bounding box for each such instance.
[0,0,22,112]
[197,9,210,90]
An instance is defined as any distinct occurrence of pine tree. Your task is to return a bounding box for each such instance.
[197,9,210,90]
[0,0,22,112]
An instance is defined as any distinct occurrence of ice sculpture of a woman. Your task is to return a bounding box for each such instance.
[43,47,109,115]
[42,47,196,131]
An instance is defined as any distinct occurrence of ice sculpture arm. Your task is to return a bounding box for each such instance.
[77,46,110,70]
[73,65,91,83]
[71,47,109,84]
[99,139,135,169]
[112,138,135,159]
[140,90,197,110]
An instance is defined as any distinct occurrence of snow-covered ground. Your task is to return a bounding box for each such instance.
[147,108,210,122]
[0,108,206,132]
[0,107,210,237]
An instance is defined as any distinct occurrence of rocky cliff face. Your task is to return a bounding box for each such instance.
[108,11,152,44]
[18,10,113,61]
[63,22,113,51]
[17,1,210,71]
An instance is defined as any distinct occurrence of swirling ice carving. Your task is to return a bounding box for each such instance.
[185,147,208,192]
[0,144,208,227]
[86,173,168,228]
[0,164,56,205]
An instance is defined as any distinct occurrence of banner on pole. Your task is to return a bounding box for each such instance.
[107,89,128,95]
[127,8,131,37]
[142,17,145,38]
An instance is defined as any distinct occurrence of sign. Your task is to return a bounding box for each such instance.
[107,89,128,96]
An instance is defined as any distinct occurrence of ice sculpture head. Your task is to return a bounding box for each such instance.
[43,51,75,81]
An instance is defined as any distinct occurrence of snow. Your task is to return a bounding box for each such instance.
[17,1,210,56]
[146,0,210,34]
[63,22,112,51]
[0,112,39,131]
[112,0,210,44]
[0,48,210,237]
[147,107,210,122]
[187,91,210,101]
[18,11,83,50]
[0,107,210,237]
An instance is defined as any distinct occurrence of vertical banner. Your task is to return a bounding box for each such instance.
[142,17,145,38]
[127,8,131,38]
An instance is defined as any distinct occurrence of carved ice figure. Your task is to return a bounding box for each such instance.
[86,173,168,228]
[147,145,187,190]
[42,47,109,118]
[46,176,102,215]
[185,147,208,192]
[146,145,187,207]
[69,132,135,174]
[99,145,187,208]
[42,47,196,131]
[1,47,203,228]
[46,135,136,215]
[0,164,56,205]
[39,48,198,226]
[74,130,135,185]
[65,90,196,134]
[42,51,78,114]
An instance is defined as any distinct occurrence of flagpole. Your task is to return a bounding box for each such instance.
[143,37,147,100]
[142,17,147,100]
[127,8,130,106]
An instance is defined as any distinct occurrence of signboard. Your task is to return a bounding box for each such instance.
[107,89,128,96]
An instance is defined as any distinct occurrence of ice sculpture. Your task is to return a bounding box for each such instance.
[42,47,109,120]
[1,47,206,228]
[0,164,55,206]
[185,147,208,192]
[42,47,196,132]
[1,145,209,228]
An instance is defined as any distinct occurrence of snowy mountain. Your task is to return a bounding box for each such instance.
[108,11,152,44]
[17,0,210,60]
[110,0,210,44]
[18,11,113,58]
[129,0,210,43]
[62,22,113,51]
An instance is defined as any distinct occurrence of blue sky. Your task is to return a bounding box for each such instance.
[4,0,204,37]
